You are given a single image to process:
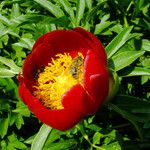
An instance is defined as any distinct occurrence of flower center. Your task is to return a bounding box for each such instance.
[33,52,84,110]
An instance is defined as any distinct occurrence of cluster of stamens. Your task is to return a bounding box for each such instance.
[33,52,84,109]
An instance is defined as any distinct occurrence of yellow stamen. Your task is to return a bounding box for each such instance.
[33,52,84,110]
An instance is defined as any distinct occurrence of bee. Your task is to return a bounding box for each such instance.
[70,56,84,79]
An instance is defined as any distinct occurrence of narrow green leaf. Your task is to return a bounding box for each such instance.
[119,66,150,77]
[34,0,64,18]
[57,0,74,18]
[0,117,9,138]
[31,124,52,150]
[0,56,21,74]
[76,0,85,26]
[102,141,121,150]
[94,21,115,35]
[11,3,21,19]
[108,51,145,71]
[44,130,64,146]
[24,135,36,144]
[85,0,92,10]
[106,27,133,58]
[142,39,150,52]
[44,139,77,150]
[86,1,106,22]
[107,103,143,140]
[115,95,150,115]
[0,68,15,78]
[0,14,10,25]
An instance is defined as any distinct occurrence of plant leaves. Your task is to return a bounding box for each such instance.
[0,116,9,138]
[107,103,143,140]
[57,0,74,19]
[31,124,52,150]
[0,56,21,74]
[108,51,145,71]
[119,66,150,77]
[34,0,64,18]
[43,139,77,150]
[106,27,133,58]
[76,0,85,26]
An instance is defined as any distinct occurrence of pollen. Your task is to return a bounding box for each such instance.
[33,52,84,110]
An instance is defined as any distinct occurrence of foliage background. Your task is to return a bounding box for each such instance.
[0,0,150,150]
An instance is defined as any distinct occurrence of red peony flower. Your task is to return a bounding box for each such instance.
[18,27,109,131]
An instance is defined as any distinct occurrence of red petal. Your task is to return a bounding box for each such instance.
[31,30,91,62]
[18,82,83,131]
[36,108,83,131]
[62,84,97,115]
[84,50,109,108]
[32,33,48,51]
[74,27,107,65]
[22,29,94,90]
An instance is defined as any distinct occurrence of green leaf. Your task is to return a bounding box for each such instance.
[0,117,9,138]
[34,0,64,18]
[57,0,74,18]
[44,129,64,146]
[106,27,133,58]
[142,39,150,52]
[93,132,102,144]
[119,67,150,77]
[8,133,27,149]
[43,139,77,150]
[11,3,21,19]
[85,0,92,10]
[94,14,115,35]
[107,103,143,140]
[0,56,21,75]
[76,0,85,26]
[86,1,106,22]
[0,68,16,78]
[94,21,115,35]
[102,141,121,150]
[12,106,30,117]
[31,124,52,150]
[15,114,24,129]
[24,135,36,144]
[115,95,150,115]
[0,14,10,25]
[108,51,145,71]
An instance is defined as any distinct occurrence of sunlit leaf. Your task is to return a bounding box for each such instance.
[106,27,133,58]
[34,0,64,18]
[108,51,145,71]
[31,124,52,150]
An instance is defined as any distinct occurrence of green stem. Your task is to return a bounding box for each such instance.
[76,124,106,150]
